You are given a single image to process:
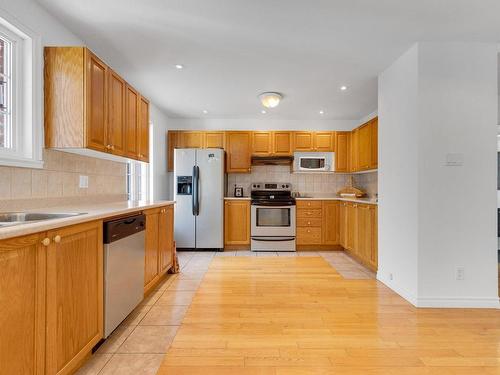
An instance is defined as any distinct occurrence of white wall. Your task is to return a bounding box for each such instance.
[416,43,498,307]
[168,118,357,131]
[379,42,499,308]
[150,104,170,200]
[378,45,419,304]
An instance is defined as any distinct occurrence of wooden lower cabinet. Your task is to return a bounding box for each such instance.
[224,200,250,247]
[322,201,339,245]
[296,200,339,247]
[144,205,175,294]
[0,233,46,375]
[46,221,103,375]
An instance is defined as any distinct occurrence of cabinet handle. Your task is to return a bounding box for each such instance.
[110,145,115,151]
[41,238,51,246]
[307,229,311,233]
[53,235,62,243]
[354,204,358,208]
[307,221,311,225]
[106,144,112,150]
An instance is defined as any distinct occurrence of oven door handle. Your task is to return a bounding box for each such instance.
[251,237,295,242]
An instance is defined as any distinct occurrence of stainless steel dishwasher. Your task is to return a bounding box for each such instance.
[103,214,145,337]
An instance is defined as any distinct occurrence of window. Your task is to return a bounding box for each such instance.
[0,15,42,168]
[0,32,13,149]
[127,161,150,201]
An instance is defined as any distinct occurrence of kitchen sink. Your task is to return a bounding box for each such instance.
[0,212,86,227]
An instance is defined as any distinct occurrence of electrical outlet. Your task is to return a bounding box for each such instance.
[389,273,393,281]
[79,175,89,189]
[456,267,465,281]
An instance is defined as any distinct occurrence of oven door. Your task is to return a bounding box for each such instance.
[251,205,296,237]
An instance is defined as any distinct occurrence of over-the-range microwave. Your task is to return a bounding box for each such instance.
[293,152,335,172]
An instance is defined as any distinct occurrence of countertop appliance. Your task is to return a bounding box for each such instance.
[103,214,145,338]
[174,148,224,250]
[251,182,296,252]
[293,152,334,172]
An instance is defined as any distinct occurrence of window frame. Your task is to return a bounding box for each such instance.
[0,11,42,169]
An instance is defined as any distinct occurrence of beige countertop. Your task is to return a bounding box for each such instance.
[224,196,377,205]
[0,200,175,240]
[224,197,251,200]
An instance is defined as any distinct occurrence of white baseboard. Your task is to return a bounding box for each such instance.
[376,272,418,306]
[416,297,500,309]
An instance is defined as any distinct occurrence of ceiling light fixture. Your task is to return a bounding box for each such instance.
[319,110,325,115]
[259,92,283,108]
[175,64,184,70]
[202,109,208,114]
[340,85,347,91]
[261,110,267,114]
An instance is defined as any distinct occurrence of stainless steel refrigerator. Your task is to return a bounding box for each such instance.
[173,148,224,250]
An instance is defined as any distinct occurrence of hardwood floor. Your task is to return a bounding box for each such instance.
[157,255,500,375]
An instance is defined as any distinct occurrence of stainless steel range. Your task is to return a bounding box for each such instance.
[250,182,296,252]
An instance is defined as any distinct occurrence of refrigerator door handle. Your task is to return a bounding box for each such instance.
[192,165,200,216]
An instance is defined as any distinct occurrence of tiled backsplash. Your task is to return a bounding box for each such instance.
[0,149,127,201]
[228,165,377,198]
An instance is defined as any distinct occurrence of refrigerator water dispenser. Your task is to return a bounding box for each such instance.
[177,176,192,195]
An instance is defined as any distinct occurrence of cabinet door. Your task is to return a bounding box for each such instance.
[346,203,357,251]
[370,206,378,269]
[314,132,335,151]
[322,201,339,245]
[335,132,350,172]
[46,221,103,375]
[138,95,150,162]
[0,233,46,375]
[369,118,378,169]
[181,131,205,148]
[225,132,251,173]
[252,131,272,156]
[159,206,174,274]
[85,50,108,152]
[356,205,370,261]
[350,129,359,172]
[125,84,140,159]
[107,70,126,156]
[339,202,348,248]
[144,209,159,289]
[293,132,314,151]
[167,131,180,172]
[273,131,293,155]
[224,200,250,245]
[358,124,371,170]
[205,131,225,148]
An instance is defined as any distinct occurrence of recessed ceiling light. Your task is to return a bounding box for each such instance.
[261,110,267,114]
[340,85,347,91]
[202,109,208,114]
[175,64,184,70]
[319,110,325,115]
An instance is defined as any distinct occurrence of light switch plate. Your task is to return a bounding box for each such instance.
[445,153,464,167]
[79,175,89,188]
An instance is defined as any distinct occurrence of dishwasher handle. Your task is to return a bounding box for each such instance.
[103,214,146,244]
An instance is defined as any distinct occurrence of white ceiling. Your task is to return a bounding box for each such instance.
[37,0,500,120]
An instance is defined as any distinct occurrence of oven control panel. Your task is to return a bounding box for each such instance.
[251,182,291,191]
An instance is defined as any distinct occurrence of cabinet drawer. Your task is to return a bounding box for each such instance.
[297,209,322,218]
[297,218,322,227]
[297,200,322,209]
[297,227,322,244]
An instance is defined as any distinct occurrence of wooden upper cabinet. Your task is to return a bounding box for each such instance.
[369,118,378,169]
[358,123,371,170]
[294,132,314,151]
[85,50,108,152]
[205,131,225,148]
[44,47,149,162]
[138,95,150,162]
[350,129,359,172]
[181,131,205,148]
[335,132,350,172]
[0,233,46,375]
[125,84,140,159]
[273,131,293,155]
[252,131,273,156]
[167,131,180,172]
[107,70,126,156]
[45,221,103,375]
[224,200,251,246]
[225,131,251,173]
[314,131,335,151]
